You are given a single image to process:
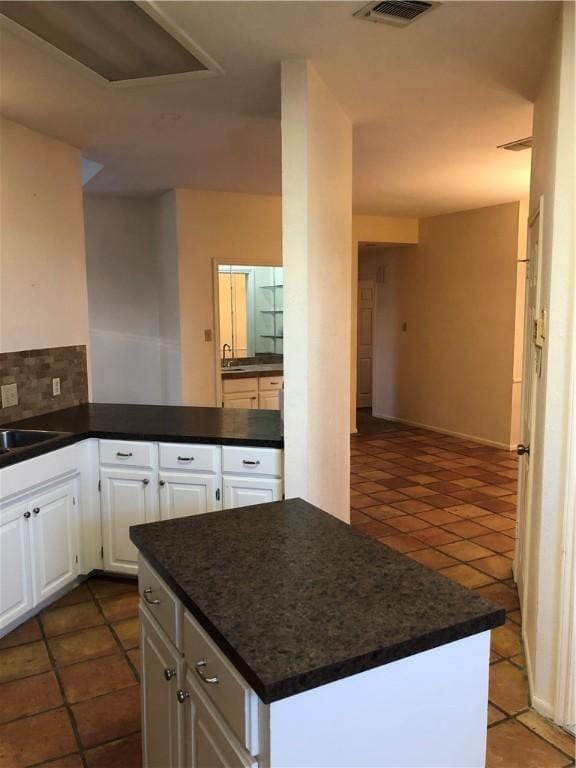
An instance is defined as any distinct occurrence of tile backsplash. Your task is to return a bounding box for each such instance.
[0,345,89,424]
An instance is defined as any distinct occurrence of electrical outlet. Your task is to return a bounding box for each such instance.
[204,329,213,342]
[52,377,61,396]
[1,382,18,408]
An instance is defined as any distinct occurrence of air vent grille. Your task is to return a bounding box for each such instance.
[355,1,437,26]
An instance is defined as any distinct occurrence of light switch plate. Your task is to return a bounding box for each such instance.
[204,329,213,342]
[52,377,61,396]
[1,382,18,408]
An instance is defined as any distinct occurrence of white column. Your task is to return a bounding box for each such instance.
[281,60,352,522]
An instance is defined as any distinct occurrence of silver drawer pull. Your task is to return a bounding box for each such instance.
[164,668,176,682]
[143,587,160,605]
[195,660,219,684]
[243,459,260,466]
[176,689,190,704]
[116,451,133,457]
[178,456,194,462]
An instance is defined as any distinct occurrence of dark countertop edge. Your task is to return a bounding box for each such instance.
[131,536,505,705]
[0,430,283,469]
[221,368,283,380]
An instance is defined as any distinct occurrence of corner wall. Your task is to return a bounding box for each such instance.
[362,202,523,448]
[0,118,89,355]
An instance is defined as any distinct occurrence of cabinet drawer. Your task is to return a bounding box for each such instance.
[100,440,155,469]
[222,377,258,394]
[258,375,283,391]
[183,611,259,755]
[159,443,220,473]
[222,446,282,476]
[138,556,182,650]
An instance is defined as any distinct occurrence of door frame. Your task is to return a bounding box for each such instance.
[356,278,376,411]
[211,259,281,408]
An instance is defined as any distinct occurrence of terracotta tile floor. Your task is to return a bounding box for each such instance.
[351,410,575,767]
[0,414,573,767]
[0,578,141,768]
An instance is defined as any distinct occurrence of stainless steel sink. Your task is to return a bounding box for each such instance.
[221,367,246,373]
[0,429,70,452]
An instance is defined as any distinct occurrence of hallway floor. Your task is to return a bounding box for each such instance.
[351,410,575,768]
[0,414,574,766]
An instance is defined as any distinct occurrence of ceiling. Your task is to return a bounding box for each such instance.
[0,1,560,217]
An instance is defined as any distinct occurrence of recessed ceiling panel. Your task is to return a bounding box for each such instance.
[0,1,210,82]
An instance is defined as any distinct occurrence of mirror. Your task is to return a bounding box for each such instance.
[218,265,283,360]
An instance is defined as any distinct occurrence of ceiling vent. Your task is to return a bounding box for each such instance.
[497,137,533,152]
[354,1,437,27]
[0,1,222,86]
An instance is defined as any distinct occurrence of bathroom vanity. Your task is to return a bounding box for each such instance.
[131,498,504,768]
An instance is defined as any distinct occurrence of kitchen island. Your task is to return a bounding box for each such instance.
[130,497,504,768]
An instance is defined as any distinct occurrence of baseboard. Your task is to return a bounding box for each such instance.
[523,627,555,720]
[371,412,514,450]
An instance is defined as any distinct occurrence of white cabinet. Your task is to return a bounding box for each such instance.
[0,498,33,629]
[0,474,79,633]
[28,480,78,605]
[222,375,283,411]
[223,393,259,409]
[100,467,158,575]
[160,472,220,521]
[258,391,280,410]
[223,476,283,509]
[140,607,183,768]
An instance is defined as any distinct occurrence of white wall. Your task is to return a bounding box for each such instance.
[0,118,89,354]
[84,194,181,404]
[360,202,524,448]
[521,1,575,725]
[282,60,352,522]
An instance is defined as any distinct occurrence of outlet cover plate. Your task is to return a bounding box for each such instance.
[1,382,18,408]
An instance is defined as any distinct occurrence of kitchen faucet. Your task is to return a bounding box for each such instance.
[222,343,232,366]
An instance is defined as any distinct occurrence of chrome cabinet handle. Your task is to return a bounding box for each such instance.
[142,478,149,485]
[178,456,194,462]
[33,507,40,515]
[23,511,31,519]
[242,460,260,466]
[116,452,133,457]
[143,587,160,605]
[176,689,190,704]
[194,660,219,684]
[164,668,176,682]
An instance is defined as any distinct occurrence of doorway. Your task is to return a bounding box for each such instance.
[356,279,375,410]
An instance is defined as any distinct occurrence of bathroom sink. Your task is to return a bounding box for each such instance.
[221,367,247,373]
[0,429,70,451]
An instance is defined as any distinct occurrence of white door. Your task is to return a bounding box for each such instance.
[223,476,283,509]
[357,280,375,408]
[0,499,33,630]
[223,393,258,409]
[160,472,221,520]
[101,467,158,575]
[258,391,280,410]
[515,202,544,609]
[141,608,183,768]
[29,480,78,605]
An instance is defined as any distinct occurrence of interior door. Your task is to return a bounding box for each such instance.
[515,201,544,610]
[29,480,78,604]
[357,280,375,408]
[160,472,220,520]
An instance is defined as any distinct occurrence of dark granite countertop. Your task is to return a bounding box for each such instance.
[0,403,283,468]
[221,364,283,380]
[130,498,504,704]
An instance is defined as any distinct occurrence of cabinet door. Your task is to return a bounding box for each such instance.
[223,476,283,509]
[182,669,256,768]
[223,394,258,409]
[141,608,183,768]
[29,480,78,605]
[101,467,158,575]
[258,391,280,410]
[0,499,33,631]
[160,473,221,521]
